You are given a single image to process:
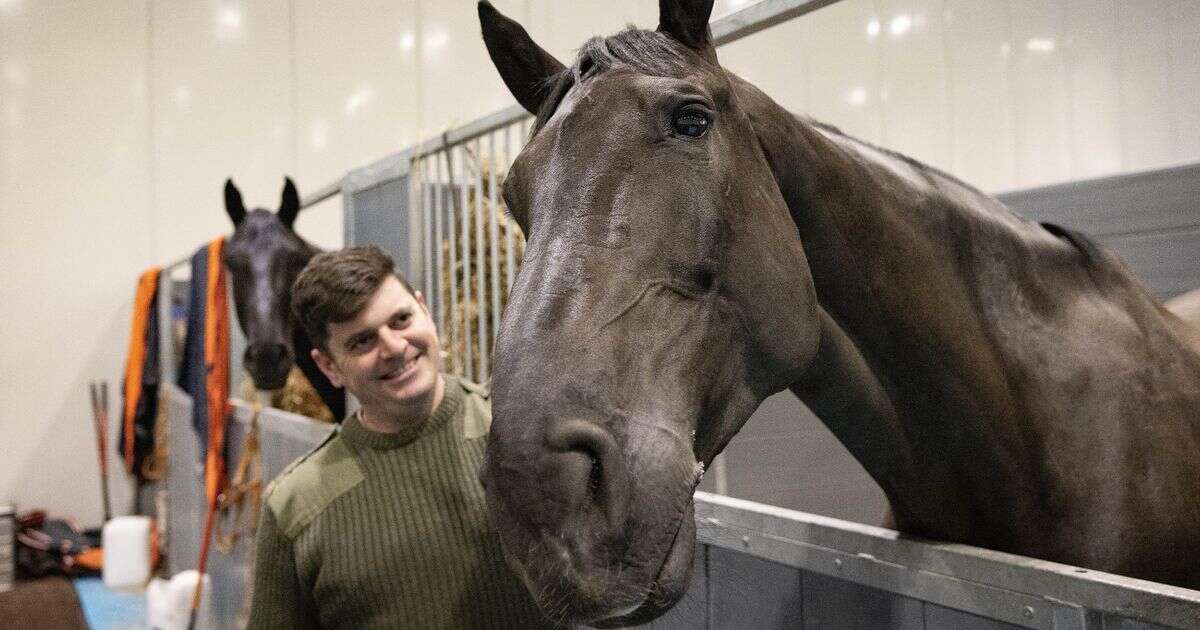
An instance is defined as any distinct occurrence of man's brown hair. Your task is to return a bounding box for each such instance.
[291,245,416,353]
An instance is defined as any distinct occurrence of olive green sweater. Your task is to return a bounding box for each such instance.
[246,376,550,629]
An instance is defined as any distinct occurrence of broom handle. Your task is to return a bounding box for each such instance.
[98,381,112,522]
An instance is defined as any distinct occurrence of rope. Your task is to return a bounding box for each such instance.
[214,392,264,554]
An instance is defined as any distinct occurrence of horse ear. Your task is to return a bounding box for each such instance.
[658,0,717,62]
[478,0,566,115]
[224,179,246,227]
[278,176,300,229]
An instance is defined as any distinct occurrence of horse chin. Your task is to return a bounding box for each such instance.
[523,500,697,628]
[590,503,697,628]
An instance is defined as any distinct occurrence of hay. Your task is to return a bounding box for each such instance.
[437,155,525,381]
[238,367,334,423]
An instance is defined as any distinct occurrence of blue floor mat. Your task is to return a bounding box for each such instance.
[72,577,146,630]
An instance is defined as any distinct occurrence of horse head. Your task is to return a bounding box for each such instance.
[478,1,820,624]
[223,177,318,391]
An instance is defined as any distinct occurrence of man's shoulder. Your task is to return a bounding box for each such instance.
[264,430,364,539]
[454,377,493,440]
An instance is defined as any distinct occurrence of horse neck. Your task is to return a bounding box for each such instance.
[735,75,1046,538]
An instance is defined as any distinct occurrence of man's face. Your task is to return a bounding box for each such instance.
[312,275,442,421]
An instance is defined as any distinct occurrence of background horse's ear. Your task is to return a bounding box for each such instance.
[224,178,246,227]
[278,176,301,229]
[478,0,566,115]
[658,0,717,63]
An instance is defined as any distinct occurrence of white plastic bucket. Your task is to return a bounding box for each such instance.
[101,515,152,589]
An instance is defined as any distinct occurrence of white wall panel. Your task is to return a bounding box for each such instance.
[0,0,150,522]
[417,0,522,137]
[293,0,421,250]
[802,0,883,145]
[1169,0,1200,165]
[151,0,293,258]
[877,0,952,172]
[1062,0,1121,179]
[943,0,1016,192]
[1008,0,1071,187]
[1116,1,1173,172]
[719,15,810,116]
[529,0,657,64]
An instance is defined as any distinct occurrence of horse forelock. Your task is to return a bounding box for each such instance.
[532,28,706,135]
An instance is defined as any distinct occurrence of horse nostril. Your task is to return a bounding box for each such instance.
[545,420,630,533]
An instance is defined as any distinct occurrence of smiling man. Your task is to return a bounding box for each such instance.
[246,246,548,629]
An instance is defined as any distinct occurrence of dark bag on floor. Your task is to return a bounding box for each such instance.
[14,511,100,578]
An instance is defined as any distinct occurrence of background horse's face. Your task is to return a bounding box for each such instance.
[223,178,315,391]
[479,1,820,625]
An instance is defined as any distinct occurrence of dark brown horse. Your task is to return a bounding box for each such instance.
[476,0,1200,626]
[223,178,344,419]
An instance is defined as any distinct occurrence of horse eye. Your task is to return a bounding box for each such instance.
[672,109,710,138]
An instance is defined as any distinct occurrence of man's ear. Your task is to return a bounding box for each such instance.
[312,348,345,388]
[414,290,430,315]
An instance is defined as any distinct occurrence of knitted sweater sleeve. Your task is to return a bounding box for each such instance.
[247,504,319,630]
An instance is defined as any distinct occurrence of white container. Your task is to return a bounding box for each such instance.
[102,515,152,589]
[147,571,211,630]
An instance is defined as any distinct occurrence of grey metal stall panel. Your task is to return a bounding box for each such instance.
[163,383,334,628]
[345,175,414,279]
[996,163,1200,239]
[165,384,203,576]
[997,163,1200,299]
[1106,227,1200,299]
[695,492,1200,629]
[709,546,805,629]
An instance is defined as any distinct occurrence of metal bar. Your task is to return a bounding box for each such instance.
[488,131,501,348]
[445,149,460,376]
[412,105,530,161]
[459,144,474,382]
[694,492,1200,630]
[474,138,489,381]
[300,177,342,210]
[158,272,176,386]
[427,156,436,304]
[710,0,843,46]
[434,154,446,338]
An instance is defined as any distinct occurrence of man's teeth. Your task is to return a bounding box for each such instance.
[381,358,415,379]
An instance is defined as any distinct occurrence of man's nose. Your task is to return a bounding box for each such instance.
[378,328,408,358]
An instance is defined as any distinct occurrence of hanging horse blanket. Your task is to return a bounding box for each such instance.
[119,267,161,479]
[176,237,231,507]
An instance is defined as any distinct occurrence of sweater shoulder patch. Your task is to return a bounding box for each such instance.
[265,432,364,539]
[459,380,493,440]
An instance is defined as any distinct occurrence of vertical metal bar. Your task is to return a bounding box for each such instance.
[434,153,446,340]
[158,271,175,386]
[458,144,474,382]
[474,138,489,382]
[488,131,501,347]
[504,123,516,295]
[445,148,460,377]
[420,157,433,307]
[713,453,729,496]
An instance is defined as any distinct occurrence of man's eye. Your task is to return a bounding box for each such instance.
[390,314,411,328]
